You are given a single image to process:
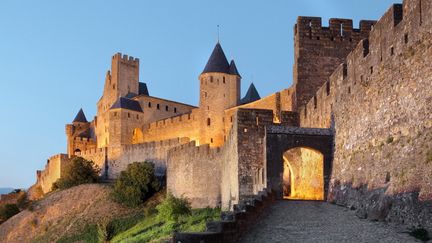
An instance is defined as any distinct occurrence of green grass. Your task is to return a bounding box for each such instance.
[111,207,220,243]
[56,224,99,243]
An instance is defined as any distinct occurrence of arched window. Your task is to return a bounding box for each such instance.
[207,118,211,126]
[148,102,152,108]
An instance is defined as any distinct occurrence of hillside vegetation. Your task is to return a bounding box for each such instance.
[0,184,140,243]
[0,183,220,243]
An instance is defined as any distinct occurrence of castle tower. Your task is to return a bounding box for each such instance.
[65,108,95,155]
[292,17,375,110]
[199,42,241,146]
[96,53,140,148]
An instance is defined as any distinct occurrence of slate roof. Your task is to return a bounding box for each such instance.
[202,42,230,74]
[139,82,149,96]
[240,83,261,105]
[73,108,88,123]
[110,97,143,112]
[228,60,241,77]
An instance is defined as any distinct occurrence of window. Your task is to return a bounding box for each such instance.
[165,105,169,111]
[230,116,233,122]
[207,118,211,126]
[348,86,351,94]
[136,114,139,119]
[326,82,330,96]
[313,96,317,109]
[370,66,374,74]
[128,113,130,118]
[148,102,151,108]
[157,104,160,110]
[223,77,225,83]
[113,84,116,89]
[207,106,209,110]
[210,138,213,143]
[390,47,394,56]
[174,107,177,113]
[210,76,213,83]
[404,34,409,44]
[316,36,320,40]
[114,112,117,116]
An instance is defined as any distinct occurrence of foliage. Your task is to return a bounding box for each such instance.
[16,191,28,209]
[56,224,99,243]
[52,157,100,190]
[426,150,432,164]
[156,194,191,222]
[97,218,115,242]
[112,161,160,207]
[386,136,394,144]
[0,204,20,223]
[111,207,220,243]
[408,227,430,242]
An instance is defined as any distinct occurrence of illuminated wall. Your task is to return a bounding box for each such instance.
[283,147,324,200]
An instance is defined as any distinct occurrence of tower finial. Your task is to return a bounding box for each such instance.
[217,25,220,43]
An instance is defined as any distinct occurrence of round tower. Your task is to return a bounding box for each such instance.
[199,42,241,146]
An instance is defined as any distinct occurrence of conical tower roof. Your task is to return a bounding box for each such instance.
[240,83,261,104]
[228,60,241,77]
[202,42,230,74]
[73,108,88,123]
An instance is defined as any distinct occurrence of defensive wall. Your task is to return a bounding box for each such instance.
[167,108,299,210]
[298,0,432,229]
[293,13,376,110]
[35,154,71,193]
[132,95,196,125]
[141,109,200,144]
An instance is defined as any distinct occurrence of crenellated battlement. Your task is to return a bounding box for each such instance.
[295,16,376,41]
[169,141,222,156]
[112,52,139,64]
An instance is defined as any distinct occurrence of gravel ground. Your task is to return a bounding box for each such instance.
[238,200,420,243]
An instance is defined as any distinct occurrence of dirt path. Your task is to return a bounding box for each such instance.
[239,200,419,243]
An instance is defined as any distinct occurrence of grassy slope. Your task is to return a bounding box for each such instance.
[111,208,220,243]
[54,188,220,243]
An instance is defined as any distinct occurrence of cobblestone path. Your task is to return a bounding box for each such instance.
[238,200,419,243]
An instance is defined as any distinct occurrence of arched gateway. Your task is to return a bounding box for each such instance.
[265,125,334,200]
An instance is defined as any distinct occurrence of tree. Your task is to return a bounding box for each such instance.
[156,194,191,222]
[0,204,20,223]
[52,157,100,190]
[112,161,160,207]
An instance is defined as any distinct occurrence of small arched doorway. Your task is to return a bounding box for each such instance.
[132,128,144,144]
[74,148,81,154]
[283,147,324,200]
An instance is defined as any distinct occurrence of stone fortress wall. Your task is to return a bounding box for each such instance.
[167,108,299,210]
[297,0,432,227]
[31,1,431,230]
[36,154,71,193]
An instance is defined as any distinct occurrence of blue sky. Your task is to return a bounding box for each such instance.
[0,0,401,188]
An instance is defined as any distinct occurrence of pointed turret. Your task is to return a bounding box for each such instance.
[202,42,230,74]
[241,83,261,105]
[228,60,241,77]
[73,108,88,123]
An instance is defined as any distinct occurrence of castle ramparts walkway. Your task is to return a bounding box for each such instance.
[238,200,417,242]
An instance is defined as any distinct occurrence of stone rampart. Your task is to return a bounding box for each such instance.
[167,142,223,208]
[36,154,71,193]
[298,0,432,230]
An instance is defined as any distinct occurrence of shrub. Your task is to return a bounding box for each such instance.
[16,191,28,209]
[408,228,430,241]
[156,194,191,222]
[0,204,20,223]
[386,136,394,144]
[112,161,160,207]
[97,218,115,242]
[52,157,100,190]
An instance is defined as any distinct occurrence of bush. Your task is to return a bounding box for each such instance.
[112,161,160,207]
[97,218,115,242]
[52,157,100,190]
[0,204,20,223]
[16,191,28,209]
[156,194,191,222]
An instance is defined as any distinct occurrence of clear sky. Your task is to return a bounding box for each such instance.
[0,0,401,188]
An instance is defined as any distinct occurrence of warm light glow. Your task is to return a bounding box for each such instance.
[283,147,324,200]
[132,128,144,144]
